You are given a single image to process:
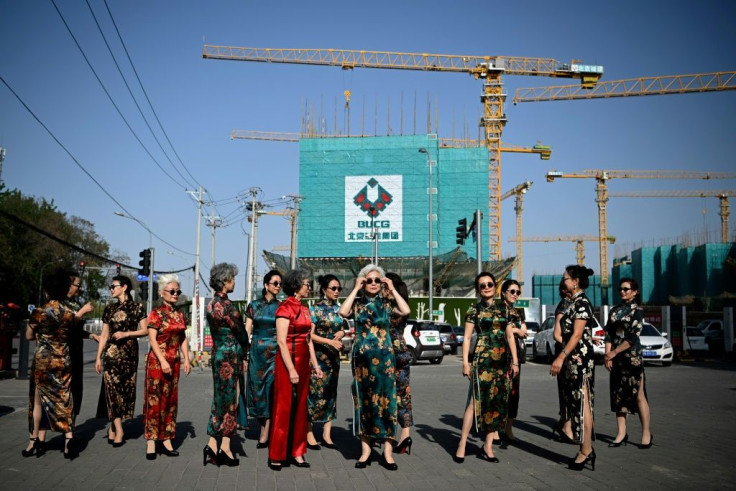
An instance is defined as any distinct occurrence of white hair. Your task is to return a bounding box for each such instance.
[358,263,385,278]
[157,273,180,291]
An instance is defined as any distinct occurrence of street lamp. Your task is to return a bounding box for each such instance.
[114,211,154,313]
[418,147,434,318]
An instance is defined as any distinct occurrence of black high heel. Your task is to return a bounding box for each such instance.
[478,448,499,463]
[355,453,372,468]
[554,427,577,445]
[640,434,654,449]
[218,449,240,467]
[256,439,269,449]
[453,454,465,464]
[63,437,79,460]
[291,457,311,468]
[608,434,628,447]
[307,442,321,450]
[203,445,219,466]
[267,458,282,471]
[21,437,45,458]
[569,449,596,471]
[382,456,398,471]
[394,437,413,455]
[159,442,179,457]
[321,441,339,450]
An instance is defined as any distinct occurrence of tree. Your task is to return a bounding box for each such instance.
[0,185,112,309]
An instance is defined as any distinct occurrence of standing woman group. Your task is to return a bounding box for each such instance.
[340,265,410,471]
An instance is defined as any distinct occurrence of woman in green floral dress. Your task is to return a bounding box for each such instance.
[307,274,346,449]
[604,277,652,448]
[245,270,282,447]
[455,272,520,464]
[340,264,410,471]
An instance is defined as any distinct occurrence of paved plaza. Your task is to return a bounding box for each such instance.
[1,340,735,490]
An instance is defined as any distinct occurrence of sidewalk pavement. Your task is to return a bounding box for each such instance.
[0,339,735,490]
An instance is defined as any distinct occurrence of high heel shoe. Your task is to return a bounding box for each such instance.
[640,434,654,449]
[321,441,339,450]
[452,454,465,464]
[267,458,282,471]
[291,457,311,468]
[218,449,240,467]
[608,434,628,447]
[382,456,398,471]
[307,442,321,450]
[477,448,499,463]
[394,437,413,455]
[159,442,180,457]
[256,439,269,449]
[112,440,125,448]
[355,453,372,468]
[568,449,596,471]
[21,437,45,458]
[203,445,219,467]
[63,437,79,460]
[553,427,577,445]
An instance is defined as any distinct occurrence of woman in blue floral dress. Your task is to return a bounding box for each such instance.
[245,270,282,447]
[455,272,520,464]
[307,274,346,449]
[339,264,410,471]
[203,263,250,467]
[604,277,652,449]
[550,265,596,471]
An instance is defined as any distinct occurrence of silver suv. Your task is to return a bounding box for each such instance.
[403,320,444,365]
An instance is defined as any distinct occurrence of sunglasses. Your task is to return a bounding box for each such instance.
[71,283,82,288]
[163,289,182,296]
[506,289,521,295]
[109,284,122,290]
[327,286,343,292]
[619,287,632,292]
[364,278,382,285]
[478,282,495,289]
[268,281,282,287]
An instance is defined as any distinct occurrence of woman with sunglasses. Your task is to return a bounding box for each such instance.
[385,272,414,456]
[245,269,282,448]
[455,272,520,464]
[339,264,410,471]
[552,279,575,443]
[203,263,249,467]
[143,274,191,460]
[604,278,652,449]
[94,275,148,447]
[306,274,346,450]
[268,269,322,470]
[499,279,527,443]
[550,265,596,471]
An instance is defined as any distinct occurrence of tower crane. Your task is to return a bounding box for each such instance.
[230,129,552,159]
[500,181,533,283]
[608,190,736,243]
[204,45,604,259]
[508,235,616,266]
[546,169,736,303]
[513,71,736,103]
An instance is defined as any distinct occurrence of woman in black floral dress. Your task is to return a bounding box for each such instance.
[550,265,596,471]
[95,275,148,447]
[306,274,345,449]
[385,272,413,455]
[604,277,652,448]
[455,272,520,464]
[552,280,573,442]
[499,279,527,443]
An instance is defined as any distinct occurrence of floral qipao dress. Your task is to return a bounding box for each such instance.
[96,299,146,421]
[389,309,413,428]
[143,303,187,440]
[206,292,249,438]
[605,301,646,413]
[559,290,596,443]
[245,296,280,419]
[350,293,398,441]
[464,300,514,433]
[308,299,346,423]
[28,300,77,433]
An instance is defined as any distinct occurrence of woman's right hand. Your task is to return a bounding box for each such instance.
[160,359,171,375]
[330,339,343,350]
[95,358,102,374]
[462,362,471,377]
[289,368,299,385]
[353,276,365,292]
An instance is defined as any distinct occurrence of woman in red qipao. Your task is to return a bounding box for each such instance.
[143,274,191,460]
[268,269,322,470]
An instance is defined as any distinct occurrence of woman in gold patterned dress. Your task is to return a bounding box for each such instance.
[454,272,519,464]
[95,275,148,447]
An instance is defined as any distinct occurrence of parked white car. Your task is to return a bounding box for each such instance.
[403,320,444,365]
[684,326,708,352]
[640,322,673,366]
[533,315,605,363]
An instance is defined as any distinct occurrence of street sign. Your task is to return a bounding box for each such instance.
[27,304,35,313]
[515,299,530,308]
[431,310,443,316]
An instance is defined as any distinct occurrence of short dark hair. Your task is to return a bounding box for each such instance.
[44,267,77,301]
[282,269,310,296]
[474,272,497,293]
[111,275,134,300]
[261,269,282,297]
[385,272,409,302]
[317,274,340,299]
[501,278,520,295]
[565,265,595,289]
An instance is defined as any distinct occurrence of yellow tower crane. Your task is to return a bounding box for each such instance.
[508,235,616,266]
[230,130,552,159]
[500,181,533,283]
[608,190,736,243]
[512,71,736,103]
[203,45,603,259]
[546,170,736,303]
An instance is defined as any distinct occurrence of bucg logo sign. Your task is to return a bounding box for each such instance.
[345,175,402,242]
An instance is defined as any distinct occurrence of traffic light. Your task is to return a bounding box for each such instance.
[456,218,467,245]
[79,260,86,274]
[140,281,149,302]
[138,248,151,277]
[115,263,121,275]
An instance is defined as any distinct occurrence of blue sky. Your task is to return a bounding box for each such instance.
[1,0,735,298]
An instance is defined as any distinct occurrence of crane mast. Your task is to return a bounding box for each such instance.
[205,45,602,260]
[501,181,533,283]
[509,235,616,266]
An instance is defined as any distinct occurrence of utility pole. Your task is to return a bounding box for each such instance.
[245,188,262,304]
[187,186,204,355]
[475,209,483,275]
[205,212,223,269]
[284,195,303,269]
